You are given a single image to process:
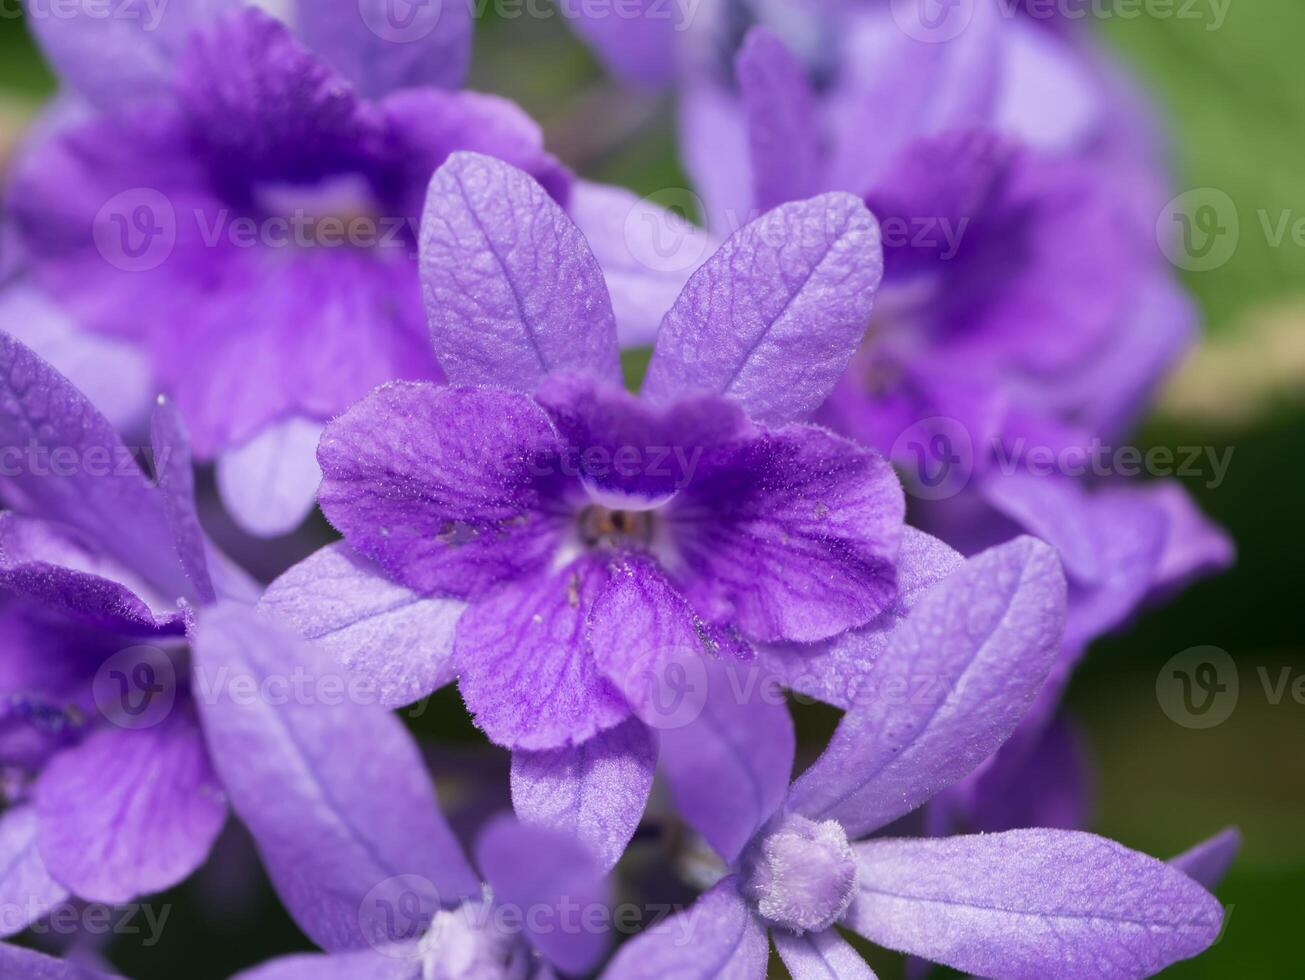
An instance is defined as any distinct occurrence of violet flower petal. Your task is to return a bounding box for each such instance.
[557,1,679,89]
[23,0,236,113]
[823,1,1001,194]
[667,424,904,643]
[150,396,216,602]
[510,717,657,873]
[586,555,737,724]
[316,382,568,599]
[295,0,472,97]
[0,944,120,980]
[844,830,1224,980]
[215,417,324,540]
[0,332,192,602]
[659,658,794,864]
[773,928,877,980]
[475,814,610,975]
[789,537,1066,838]
[0,804,69,938]
[758,527,963,709]
[193,603,479,951]
[1171,827,1241,891]
[420,153,621,391]
[644,193,883,428]
[234,948,419,980]
[601,877,767,980]
[35,711,226,905]
[453,556,631,751]
[0,515,183,635]
[260,542,464,710]
[736,27,822,212]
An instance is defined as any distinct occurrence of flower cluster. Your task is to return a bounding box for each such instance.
[0,1,1237,978]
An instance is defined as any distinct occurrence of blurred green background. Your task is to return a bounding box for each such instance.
[1,3,1301,977]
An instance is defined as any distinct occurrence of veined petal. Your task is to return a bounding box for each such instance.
[316,383,569,599]
[421,153,621,391]
[260,542,463,710]
[644,194,883,428]
[844,830,1224,980]
[192,604,479,951]
[667,424,904,644]
[788,537,1066,838]
[453,557,631,751]
[510,718,657,873]
[601,877,767,980]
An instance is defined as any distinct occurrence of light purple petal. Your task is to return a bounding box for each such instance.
[420,152,621,391]
[0,284,152,431]
[658,658,794,864]
[0,944,120,980]
[844,830,1225,980]
[823,2,1001,194]
[216,417,324,539]
[0,331,193,601]
[1140,482,1235,603]
[150,396,215,602]
[453,557,631,751]
[0,514,183,635]
[568,181,715,348]
[475,814,609,975]
[736,28,822,212]
[667,424,904,643]
[260,542,463,710]
[677,79,754,237]
[192,603,479,951]
[558,1,679,88]
[24,0,236,112]
[1171,828,1240,891]
[235,951,417,980]
[295,0,472,97]
[510,718,656,873]
[644,193,883,428]
[0,805,69,938]
[788,537,1066,838]
[35,711,226,904]
[316,383,568,599]
[601,877,768,980]
[758,527,963,709]
[773,928,877,980]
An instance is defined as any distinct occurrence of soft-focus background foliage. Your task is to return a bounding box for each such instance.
[1,3,1301,976]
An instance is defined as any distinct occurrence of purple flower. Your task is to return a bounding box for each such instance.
[191,603,609,976]
[0,332,259,925]
[599,536,1228,980]
[4,0,567,536]
[264,150,901,858]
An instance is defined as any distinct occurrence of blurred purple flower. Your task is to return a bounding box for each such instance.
[600,536,1228,980]
[0,332,259,926]
[4,0,566,537]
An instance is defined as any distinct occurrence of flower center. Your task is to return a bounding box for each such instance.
[418,901,531,980]
[741,814,859,934]
[577,505,655,550]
